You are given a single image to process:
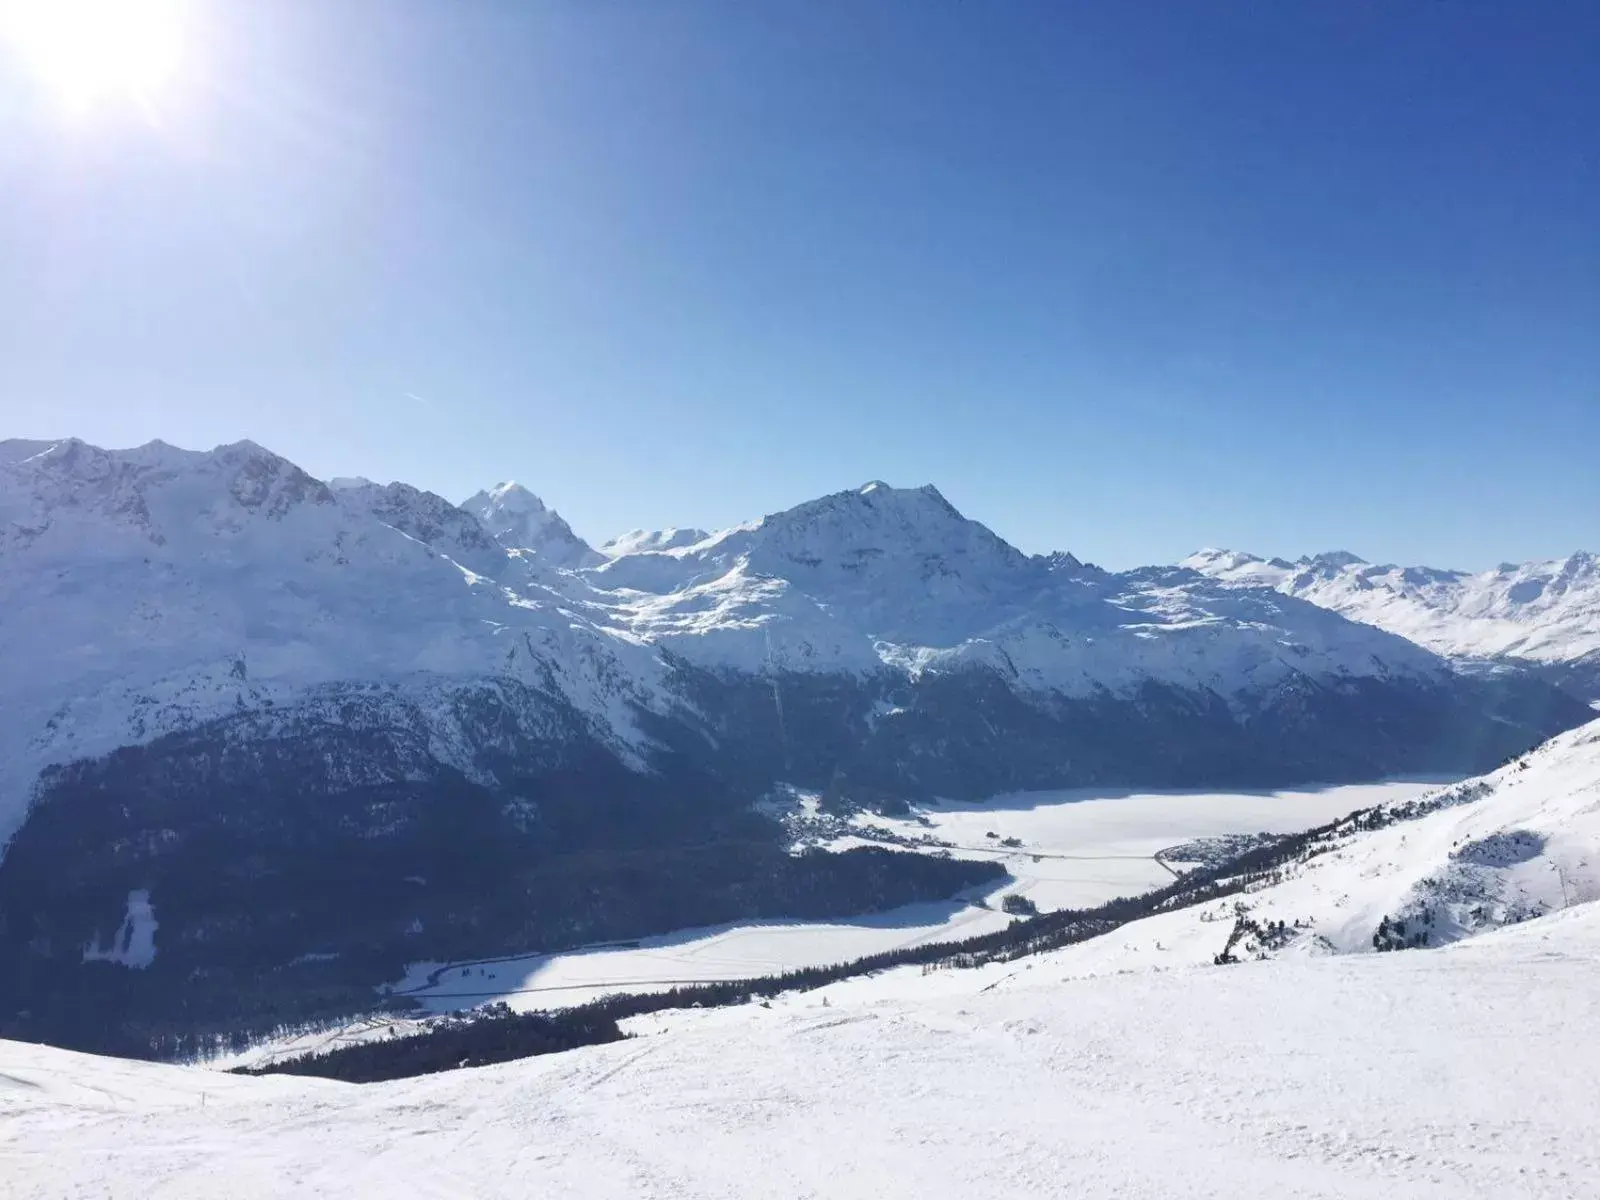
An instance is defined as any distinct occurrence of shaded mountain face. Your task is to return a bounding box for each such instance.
[1185,547,1600,699]
[0,439,1588,1049]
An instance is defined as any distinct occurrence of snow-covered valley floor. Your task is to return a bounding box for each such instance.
[388,779,1444,1014]
[6,902,1599,1199]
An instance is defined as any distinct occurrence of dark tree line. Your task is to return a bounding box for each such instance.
[235,1004,626,1083]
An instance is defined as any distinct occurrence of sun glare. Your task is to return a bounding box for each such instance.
[0,0,187,112]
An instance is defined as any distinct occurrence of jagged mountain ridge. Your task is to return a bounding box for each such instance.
[0,438,668,841]
[1185,546,1600,698]
[583,480,1456,693]
[600,526,711,556]
[0,436,1586,844]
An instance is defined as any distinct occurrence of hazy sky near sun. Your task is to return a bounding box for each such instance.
[1,1,1596,569]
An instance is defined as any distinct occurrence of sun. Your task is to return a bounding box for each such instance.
[0,0,188,112]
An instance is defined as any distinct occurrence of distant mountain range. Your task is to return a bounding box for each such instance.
[0,435,1589,1050]
[1184,547,1600,702]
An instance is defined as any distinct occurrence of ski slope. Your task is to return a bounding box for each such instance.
[5,905,1599,1198]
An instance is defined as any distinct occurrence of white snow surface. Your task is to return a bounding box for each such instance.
[0,438,1465,841]
[390,900,1011,1013]
[599,526,711,556]
[4,904,1600,1197]
[81,889,159,969]
[1185,545,1600,665]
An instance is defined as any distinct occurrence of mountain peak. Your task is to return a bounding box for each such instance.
[463,482,597,569]
[1180,548,1266,574]
[478,481,548,516]
[736,479,1025,584]
[1297,550,1368,570]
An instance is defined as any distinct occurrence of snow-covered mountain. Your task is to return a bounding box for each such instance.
[461,481,604,568]
[1185,547,1600,695]
[3,437,1576,847]
[587,481,1475,691]
[0,438,665,837]
[0,436,1588,1051]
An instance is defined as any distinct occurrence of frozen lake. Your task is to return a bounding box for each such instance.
[392,777,1451,1013]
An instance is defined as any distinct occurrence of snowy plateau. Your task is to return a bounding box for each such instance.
[6,721,1600,1198]
[0,435,1593,1061]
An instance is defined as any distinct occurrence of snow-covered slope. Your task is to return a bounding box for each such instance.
[462,481,603,568]
[4,902,1600,1198]
[1034,717,1600,978]
[1185,546,1600,671]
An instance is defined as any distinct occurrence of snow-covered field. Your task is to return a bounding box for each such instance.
[390,779,1445,1013]
[6,903,1599,1199]
[834,778,1450,908]
[390,899,1008,1014]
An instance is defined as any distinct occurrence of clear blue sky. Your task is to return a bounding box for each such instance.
[2,2,1596,568]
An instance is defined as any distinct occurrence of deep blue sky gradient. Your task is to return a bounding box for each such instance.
[2,1,1596,567]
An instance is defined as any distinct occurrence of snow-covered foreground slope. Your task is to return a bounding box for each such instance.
[1186,546,1600,675]
[5,906,1600,1198]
